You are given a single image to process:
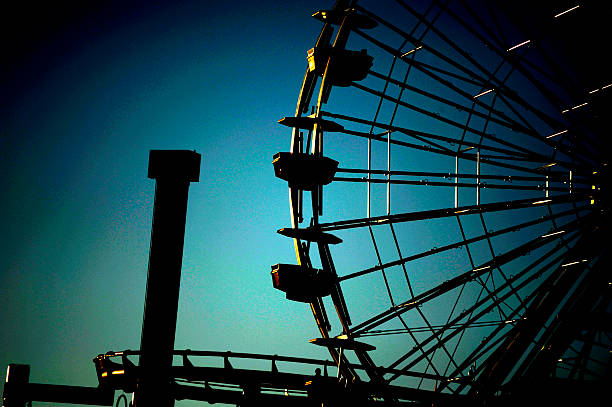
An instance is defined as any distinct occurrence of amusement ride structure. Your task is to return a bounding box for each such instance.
[4,1,610,406]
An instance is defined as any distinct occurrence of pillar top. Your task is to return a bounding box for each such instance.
[148,150,201,182]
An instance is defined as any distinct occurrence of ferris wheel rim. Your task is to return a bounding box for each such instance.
[276,0,608,401]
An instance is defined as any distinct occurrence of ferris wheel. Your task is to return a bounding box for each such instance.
[272,0,610,404]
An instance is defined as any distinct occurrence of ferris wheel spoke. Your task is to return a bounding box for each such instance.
[333,175,584,193]
[451,0,513,56]
[351,81,545,159]
[438,294,489,388]
[356,3,568,138]
[516,268,604,377]
[367,225,397,308]
[318,193,590,233]
[367,69,527,135]
[440,326,511,393]
[359,319,517,338]
[363,224,455,388]
[381,41,532,151]
[451,215,512,336]
[487,2,598,111]
[476,211,527,313]
[491,71,598,171]
[350,212,594,337]
[320,111,594,176]
[397,52,485,88]
[386,228,587,383]
[387,310,449,388]
[353,5,491,92]
[337,167,568,184]
[374,2,447,151]
[437,215,482,381]
[338,128,558,175]
[352,205,579,338]
[554,127,599,166]
[379,208,475,380]
[403,54,525,143]
[393,0,575,135]
[471,230,603,393]
[388,221,416,297]
[353,134,562,176]
[352,26,508,131]
[277,1,608,399]
[442,0,571,110]
[324,111,543,162]
[414,305,468,379]
[492,90,598,170]
[354,74,590,173]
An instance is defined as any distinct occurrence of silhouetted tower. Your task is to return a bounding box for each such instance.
[134,150,200,407]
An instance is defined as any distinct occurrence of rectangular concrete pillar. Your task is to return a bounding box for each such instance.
[134,150,200,407]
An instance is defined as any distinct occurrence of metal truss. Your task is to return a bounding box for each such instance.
[272,0,610,405]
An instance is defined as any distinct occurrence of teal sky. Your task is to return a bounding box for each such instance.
[3,1,597,404]
[1,1,331,403]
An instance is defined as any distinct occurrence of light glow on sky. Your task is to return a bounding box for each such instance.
[1,1,329,404]
[3,0,607,404]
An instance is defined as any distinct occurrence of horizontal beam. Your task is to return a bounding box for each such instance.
[27,383,114,405]
[318,193,591,232]
[96,352,471,403]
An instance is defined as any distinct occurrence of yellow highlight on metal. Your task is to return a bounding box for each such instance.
[474,89,494,99]
[401,45,422,57]
[546,129,567,139]
[532,199,552,205]
[554,5,580,18]
[507,39,530,52]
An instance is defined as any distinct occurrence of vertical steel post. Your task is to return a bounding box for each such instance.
[387,130,391,215]
[367,138,371,219]
[454,155,458,208]
[134,150,200,407]
[476,150,480,206]
[2,364,30,407]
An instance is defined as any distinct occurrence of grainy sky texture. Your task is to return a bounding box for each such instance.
[1,1,330,404]
[4,1,603,405]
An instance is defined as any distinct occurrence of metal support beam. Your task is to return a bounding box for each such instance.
[3,364,30,407]
[134,150,201,407]
[2,364,114,406]
[26,384,114,405]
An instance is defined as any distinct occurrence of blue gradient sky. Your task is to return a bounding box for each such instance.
[1,1,330,403]
[2,1,581,404]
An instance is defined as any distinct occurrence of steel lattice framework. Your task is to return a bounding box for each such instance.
[4,2,610,407]
[272,0,611,405]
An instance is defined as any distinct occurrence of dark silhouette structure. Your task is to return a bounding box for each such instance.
[271,0,610,405]
[4,1,610,406]
[135,150,200,407]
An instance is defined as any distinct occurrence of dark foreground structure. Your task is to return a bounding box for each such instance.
[4,1,610,406]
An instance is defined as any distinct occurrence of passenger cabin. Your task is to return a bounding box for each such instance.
[272,152,338,191]
[271,264,335,303]
[307,47,373,87]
